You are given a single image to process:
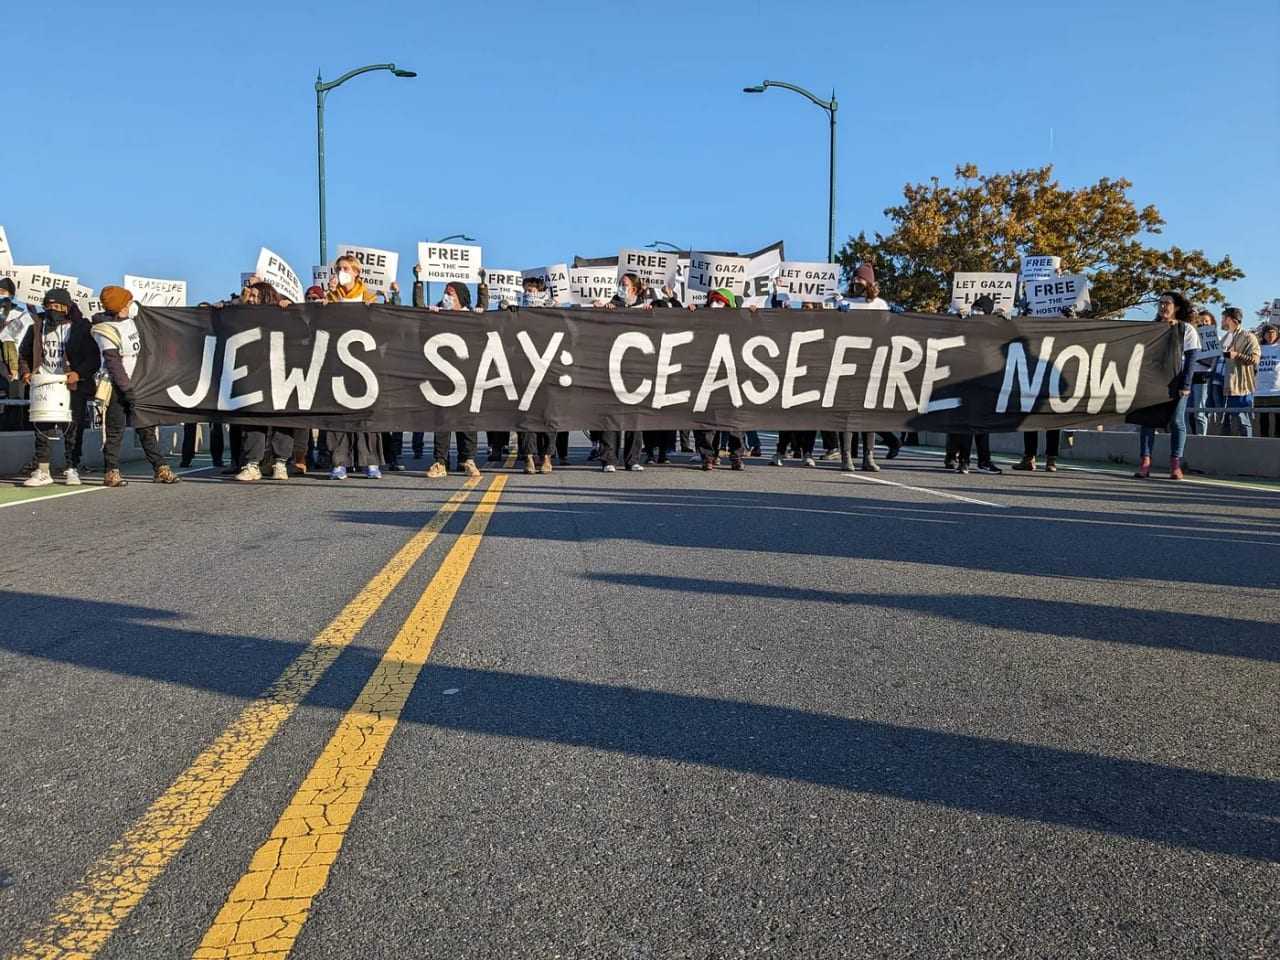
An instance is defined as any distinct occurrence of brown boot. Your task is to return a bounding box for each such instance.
[104,469,128,488]
[153,464,181,484]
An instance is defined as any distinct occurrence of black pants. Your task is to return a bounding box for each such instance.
[695,430,742,459]
[411,432,425,457]
[777,430,815,458]
[382,431,402,465]
[182,422,225,465]
[33,387,90,467]
[434,431,477,466]
[243,427,294,466]
[556,432,570,460]
[485,431,509,460]
[327,431,380,469]
[947,433,991,465]
[104,390,166,471]
[644,430,676,457]
[1023,430,1060,459]
[600,430,643,467]
[517,431,554,458]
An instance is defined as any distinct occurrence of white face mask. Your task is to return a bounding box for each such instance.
[125,301,139,320]
[337,269,354,288]
[441,295,456,310]
[710,301,724,309]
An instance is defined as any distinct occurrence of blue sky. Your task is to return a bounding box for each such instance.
[5,0,1278,314]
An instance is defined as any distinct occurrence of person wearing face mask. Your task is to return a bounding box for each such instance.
[18,288,100,487]
[1134,291,1200,480]
[91,286,181,487]
[1,279,33,434]
[514,277,557,474]
[324,256,383,479]
[836,264,900,472]
[684,288,747,470]
[423,281,483,479]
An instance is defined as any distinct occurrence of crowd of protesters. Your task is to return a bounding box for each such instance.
[1,256,1274,490]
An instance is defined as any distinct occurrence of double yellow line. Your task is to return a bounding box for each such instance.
[13,473,507,960]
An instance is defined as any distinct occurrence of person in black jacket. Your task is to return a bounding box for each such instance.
[18,288,99,486]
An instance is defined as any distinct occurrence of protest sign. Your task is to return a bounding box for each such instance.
[775,261,841,304]
[569,267,619,306]
[0,225,12,267]
[418,242,482,284]
[128,304,1181,435]
[11,267,77,309]
[1195,324,1221,360]
[686,252,749,305]
[616,248,678,296]
[0,266,48,307]
[483,268,525,309]
[124,275,188,307]
[741,243,785,308]
[951,273,1018,315]
[335,244,398,296]
[1256,345,1280,398]
[72,284,102,318]
[523,264,571,306]
[1020,255,1061,281]
[312,265,330,289]
[1025,274,1090,317]
[255,248,304,304]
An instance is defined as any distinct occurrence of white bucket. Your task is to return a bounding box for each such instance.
[29,373,72,424]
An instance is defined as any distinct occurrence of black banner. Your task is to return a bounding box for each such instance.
[129,304,1180,432]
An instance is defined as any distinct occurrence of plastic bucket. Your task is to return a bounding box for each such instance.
[29,373,72,424]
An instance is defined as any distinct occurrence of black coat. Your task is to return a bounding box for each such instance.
[18,305,100,391]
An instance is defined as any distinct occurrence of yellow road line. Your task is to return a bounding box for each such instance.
[193,477,507,959]
[11,478,481,960]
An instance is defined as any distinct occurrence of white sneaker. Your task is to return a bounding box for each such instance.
[23,470,53,488]
[271,462,288,480]
[804,457,817,468]
[602,464,617,473]
[235,463,262,482]
[63,468,81,486]
[770,455,784,467]
[628,463,644,472]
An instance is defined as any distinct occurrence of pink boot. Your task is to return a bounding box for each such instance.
[1133,455,1151,479]
[1169,456,1184,480]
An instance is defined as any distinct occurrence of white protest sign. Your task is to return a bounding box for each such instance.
[13,267,77,310]
[741,244,785,308]
[124,275,187,307]
[569,266,619,306]
[1256,345,1280,398]
[255,247,304,303]
[616,248,678,296]
[72,284,101,317]
[686,252,749,305]
[951,272,1018,315]
[1025,273,1090,317]
[1195,324,1221,361]
[775,261,841,304]
[484,268,525,309]
[0,225,12,267]
[312,265,330,289]
[418,242,482,284]
[0,266,47,307]
[523,264,571,306]
[1019,255,1061,281]
[335,244,399,296]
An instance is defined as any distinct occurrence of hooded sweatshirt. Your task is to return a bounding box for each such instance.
[18,304,100,389]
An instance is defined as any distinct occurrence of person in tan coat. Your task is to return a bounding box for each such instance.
[1221,307,1260,437]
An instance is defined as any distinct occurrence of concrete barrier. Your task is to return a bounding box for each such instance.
[920,430,1280,480]
[1,426,185,476]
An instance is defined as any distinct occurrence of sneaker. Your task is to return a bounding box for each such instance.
[271,462,289,481]
[540,456,553,474]
[426,462,447,479]
[602,463,617,473]
[730,456,744,471]
[978,461,1003,474]
[462,459,482,478]
[628,463,644,472]
[821,449,841,461]
[154,464,181,484]
[842,458,856,473]
[293,460,308,475]
[1045,458,1058,472]
[524,455,537,475]
[885,441,902,460]
[23,469,53,488]
[1012,457,1036,471]
[860,458,881,473]
[104,469,127,488]
[770,454,784,467]
[63,468,81,486]
[330,465,348,480]
[389,463,407,472]
[803,456,817,468]
[956,462,970,475]
[366,465,382,479]
[236,463,262,482]
[943,458,956,470]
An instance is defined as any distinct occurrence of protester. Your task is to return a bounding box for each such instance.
[684,289,746,470]
[835,263,898,472]
[1257,325,1279,438]
[1187,309,1216,436]
[1,278,32,382]
[1134,292,1199,480]
[304,285,326,304]
[1220,306,1259,438]
[420,276,482,479]
[236,282,296,482]
[517,276,557,474]
[326,257,382,479]
[18,289,99,487]
[1015,430,1060,472]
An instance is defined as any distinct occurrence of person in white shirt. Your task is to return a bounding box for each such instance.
[835,263,899,472]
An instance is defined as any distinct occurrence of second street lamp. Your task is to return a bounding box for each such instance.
[744,80,837,263]
[315,63,416,266]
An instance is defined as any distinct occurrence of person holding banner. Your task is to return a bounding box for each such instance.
[1134,292,1200,480]
[421,279,482,480]
[517,276,557,474]
[233,283,299,481]
[326,257,383,480]
[836,264,898,472]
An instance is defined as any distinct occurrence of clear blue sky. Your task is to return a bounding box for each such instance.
[6,0,1278,314]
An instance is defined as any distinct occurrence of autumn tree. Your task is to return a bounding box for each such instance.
[838,164,1242,316]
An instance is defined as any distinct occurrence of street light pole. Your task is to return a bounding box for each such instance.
[645,240,685,253]
[743,80,838,263]
[315,63,416,267]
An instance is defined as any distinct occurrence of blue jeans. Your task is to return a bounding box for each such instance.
[1188,381,1209,435]
[1140,394,1189,459]
[1225,395,1254,437]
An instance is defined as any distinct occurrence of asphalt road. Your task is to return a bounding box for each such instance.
[1,439,1277,959]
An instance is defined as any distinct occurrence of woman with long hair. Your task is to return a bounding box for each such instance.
[1135,291,1200,480]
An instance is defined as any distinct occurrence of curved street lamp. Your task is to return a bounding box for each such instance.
[645,240,685,253]
[743,80,837,262]
[316,63,416,265]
